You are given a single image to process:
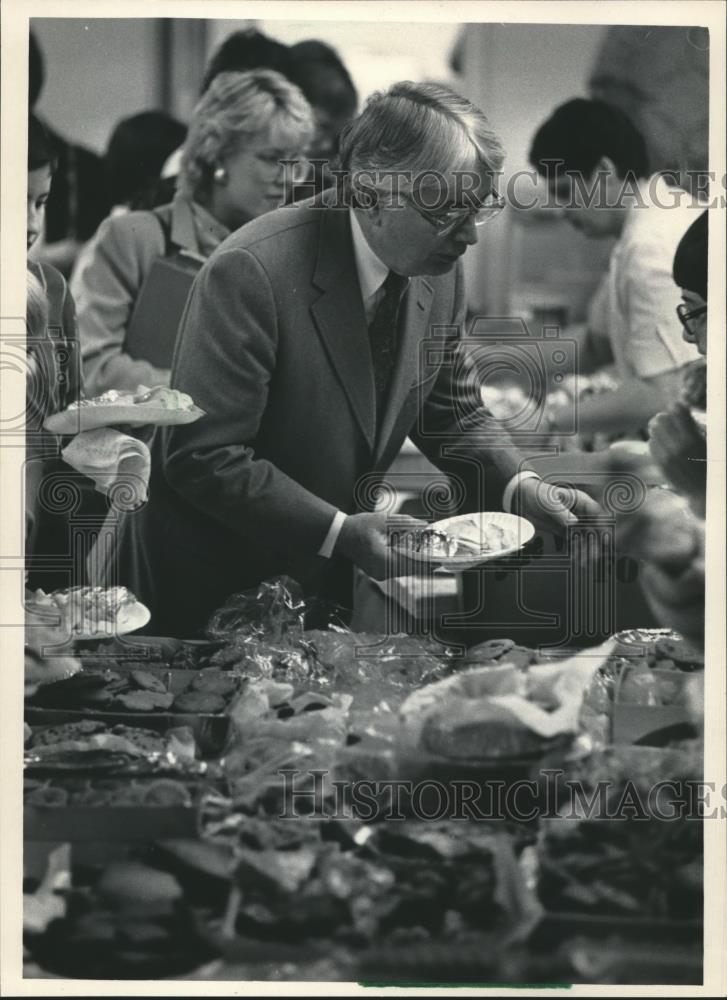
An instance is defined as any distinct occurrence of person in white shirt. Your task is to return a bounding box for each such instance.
[529,99,702,438]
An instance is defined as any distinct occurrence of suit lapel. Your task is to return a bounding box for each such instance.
[374,277,434,465]
[310,206,377,451]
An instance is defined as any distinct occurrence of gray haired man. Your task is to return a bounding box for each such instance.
[110,81,599,637]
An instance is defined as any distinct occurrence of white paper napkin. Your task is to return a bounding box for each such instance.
[62,428,151,509]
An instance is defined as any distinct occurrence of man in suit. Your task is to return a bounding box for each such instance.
[107,81,598,637]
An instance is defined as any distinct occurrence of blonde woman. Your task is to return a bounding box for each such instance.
[72,69,313,396]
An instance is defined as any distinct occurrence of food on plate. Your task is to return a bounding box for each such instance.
[189,671,238,696]
[172,690,227,714]
[421,698,557,760]
[22,855,211,978]
[97,861,183,915]
[26,721,170,758]
[393,527,472,559]
[616,662,690,707]
[27,665,239,715]
[141,778,193,807]
[129,669,167,692]
[45,384,203,435]
[401,643,614,761]
[24,777,194,808]
[27,668,164,712]
[67,388,136,409]
[67,385,195,412]
[26,586,149,638]
[393,519,515,560]
[498,645,539,669]
[115,690,175,712]
[653,635,704,670]
[465,638,516,662]
[132,386,196,410]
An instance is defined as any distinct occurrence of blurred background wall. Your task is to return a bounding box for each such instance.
[31,17,709,320]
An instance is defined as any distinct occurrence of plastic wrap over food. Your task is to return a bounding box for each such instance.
[206,576,307,643]
[206,576,354,644]
[400,641,615,747]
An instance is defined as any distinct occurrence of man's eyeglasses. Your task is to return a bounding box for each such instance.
[404,190,506,237]
[676,303,707,336]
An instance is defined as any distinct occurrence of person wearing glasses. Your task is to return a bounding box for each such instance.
[72,70,314,397]
[648,210,708,518]
[103,81,598,637]
[529,99,703,439]
[610,210,708,647]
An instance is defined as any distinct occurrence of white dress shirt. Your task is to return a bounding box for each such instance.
[605,175,701,380]
[318,208,533,559]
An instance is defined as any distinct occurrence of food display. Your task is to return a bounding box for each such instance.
[399,643,613,762]
[23,858,219,979]
[23,577,705,983]
[26,667,241,715]
[24,609,83,697]
[394,526,480,559]
[536,817,702,920]
[44,384,204,433]
[25,719,197,763]
[25,776,195,808]
[390,512,534,570]
[26,586,150,641]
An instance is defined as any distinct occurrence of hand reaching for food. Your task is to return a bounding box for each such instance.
[648,403,706,517]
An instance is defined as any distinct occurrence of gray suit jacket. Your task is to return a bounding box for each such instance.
[110,193,525,636]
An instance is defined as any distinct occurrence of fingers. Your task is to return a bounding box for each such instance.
[571,489,604,519]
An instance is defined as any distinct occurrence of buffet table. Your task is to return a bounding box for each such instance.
[23,582,704,985]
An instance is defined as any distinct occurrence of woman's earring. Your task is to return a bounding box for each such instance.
[213,166,228,184]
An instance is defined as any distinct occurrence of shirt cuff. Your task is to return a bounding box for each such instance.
[502,470,541,514]
[318,510,348,559]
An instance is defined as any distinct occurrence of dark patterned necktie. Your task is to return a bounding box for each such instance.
[369,271,409,418]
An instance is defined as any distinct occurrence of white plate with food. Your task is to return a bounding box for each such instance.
[44,385,205,434]
[390,511,535,571]
[26,587,151,642]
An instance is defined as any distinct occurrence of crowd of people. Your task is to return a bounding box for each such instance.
[25,28,710,646]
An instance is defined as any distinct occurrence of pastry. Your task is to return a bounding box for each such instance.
[172,691,226,714]
[189,671,237,696]
[115,690,175,712]
[465,638,515,662]
[421,699,552,759]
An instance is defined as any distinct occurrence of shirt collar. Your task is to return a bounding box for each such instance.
[349,207,392,304]
[169,193,231,258]
[190,199,231,255]
[619,174,672,240]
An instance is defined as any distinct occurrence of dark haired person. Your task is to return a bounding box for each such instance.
[26,114,85,590]
[611,210,709,647]
[648,210,708,517]
[200,28,290,93]
[107,81,600,637]
[287,40,358,193]
[160,30,357,198]
[529,98,703,439]
[70,111,187,290]
[29,31,109,276]
[104,111,188,212]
